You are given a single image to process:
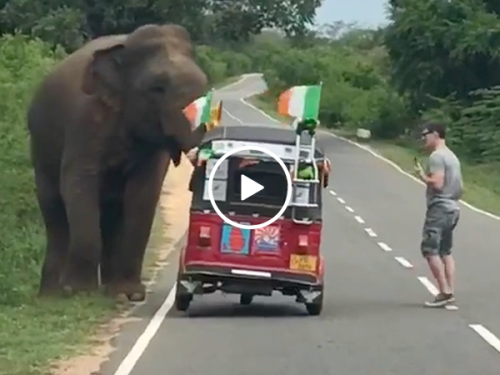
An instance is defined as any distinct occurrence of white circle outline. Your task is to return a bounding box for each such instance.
[208,146,292,229]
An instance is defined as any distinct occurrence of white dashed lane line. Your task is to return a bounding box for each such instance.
[354,215,365,224]
[364,228,377,237]
[237,91,500,353]
[329,190,459,310]
[235,96,500,355]
[377,242,392,252]
[417,277,458,311]
[469,325,500,354]
[394,256,413,268]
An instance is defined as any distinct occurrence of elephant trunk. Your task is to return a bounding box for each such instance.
[160,108,207,166]
[160,57,208,163]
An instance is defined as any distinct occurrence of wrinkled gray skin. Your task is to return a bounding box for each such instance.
[27,24,208,301]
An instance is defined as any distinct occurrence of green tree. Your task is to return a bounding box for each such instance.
[384,0,500,113]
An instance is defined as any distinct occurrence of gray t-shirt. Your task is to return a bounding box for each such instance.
[425,146,463,210]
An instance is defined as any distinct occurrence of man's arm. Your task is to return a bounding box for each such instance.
[421,153,445,190]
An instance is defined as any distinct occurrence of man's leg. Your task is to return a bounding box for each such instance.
[440,210,460,296]
[421,208,453,307]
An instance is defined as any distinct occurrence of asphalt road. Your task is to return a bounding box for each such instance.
[99,74,500,375]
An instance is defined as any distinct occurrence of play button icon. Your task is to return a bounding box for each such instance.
[207,145,292,230]
[240,174,264,201]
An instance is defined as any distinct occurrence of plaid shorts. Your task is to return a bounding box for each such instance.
[421,205,460,257]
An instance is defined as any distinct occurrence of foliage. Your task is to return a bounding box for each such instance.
[0,0,323,50]
[0,34,65,305]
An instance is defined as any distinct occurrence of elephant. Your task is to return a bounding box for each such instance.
[27,24,208,301]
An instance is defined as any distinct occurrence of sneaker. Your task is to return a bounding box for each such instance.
[424,293,455,307]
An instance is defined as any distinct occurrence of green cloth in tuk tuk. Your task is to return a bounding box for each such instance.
[295,118,318,180]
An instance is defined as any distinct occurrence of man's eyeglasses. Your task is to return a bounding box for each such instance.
[421,130,432,138]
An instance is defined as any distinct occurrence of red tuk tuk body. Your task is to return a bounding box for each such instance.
[175,125,326,315]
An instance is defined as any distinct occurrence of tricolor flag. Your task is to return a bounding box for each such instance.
[277,84,322,120]
[183,90,213,128]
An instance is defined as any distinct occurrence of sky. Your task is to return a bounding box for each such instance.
[315,0,389,28]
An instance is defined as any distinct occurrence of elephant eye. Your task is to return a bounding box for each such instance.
[150,85,165,94]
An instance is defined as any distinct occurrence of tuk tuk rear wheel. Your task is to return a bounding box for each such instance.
[175,289,192,312]
[305,292,323,316]
[239,294,253,305]
[175,294,191,311]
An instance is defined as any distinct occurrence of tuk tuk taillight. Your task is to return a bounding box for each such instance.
[198,226,211,247]
[297,235,309,253]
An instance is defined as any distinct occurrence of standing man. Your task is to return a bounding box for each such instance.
[414,122,463,307]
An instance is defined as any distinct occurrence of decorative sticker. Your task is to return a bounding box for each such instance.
[203,180,226,201]
[220,225,250,255]
[205,159,228,179]
[252,226,280,251]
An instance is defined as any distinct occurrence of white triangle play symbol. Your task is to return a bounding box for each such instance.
[240,174,264,201]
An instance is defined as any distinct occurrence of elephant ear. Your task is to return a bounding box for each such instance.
[81,43,125,96]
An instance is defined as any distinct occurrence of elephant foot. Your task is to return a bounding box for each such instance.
[104,282,146,302]
[38,285,65,298]
[60,272,99,297]
[38,277,64,298]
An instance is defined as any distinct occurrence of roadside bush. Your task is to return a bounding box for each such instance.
[0,34,65,305]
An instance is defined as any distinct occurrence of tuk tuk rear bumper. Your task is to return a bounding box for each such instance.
[177,264,323,303]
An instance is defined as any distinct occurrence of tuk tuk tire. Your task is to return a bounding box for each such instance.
[305,291,323,316]
[239,294,253,305]
[175,290,192,312]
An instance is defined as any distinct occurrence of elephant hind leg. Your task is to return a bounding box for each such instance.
[36,171,69,296]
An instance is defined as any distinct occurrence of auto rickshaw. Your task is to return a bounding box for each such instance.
[175,116,328,315]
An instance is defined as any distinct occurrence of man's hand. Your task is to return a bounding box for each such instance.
[186,148,198,164]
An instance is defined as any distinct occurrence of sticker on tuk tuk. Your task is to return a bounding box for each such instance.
[205,159,228,179]
[252,226,280,251]
[203,180,226,201]
[220,224,250,255]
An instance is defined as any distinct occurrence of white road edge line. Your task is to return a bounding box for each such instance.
[469,324,500,353]
[364,228,377,237]
[345,206,354,213]
[394,256,413,268]
[113,286,177,375]
[337,197,345,204]
[354,215,365,224]
[113,74,261,375]
[329,190,337,196]
[236,77,500,221]
[323,132,500,221]
[377,242,392,252]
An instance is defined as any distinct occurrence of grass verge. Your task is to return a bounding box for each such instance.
[247,94,500,216]
[0,211,165,375]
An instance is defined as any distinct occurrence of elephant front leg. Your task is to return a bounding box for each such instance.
[60,168,101,295]
[35,170,70,296]
[107,151,171,301]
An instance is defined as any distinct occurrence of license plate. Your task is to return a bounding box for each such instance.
[289,255,317,272]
